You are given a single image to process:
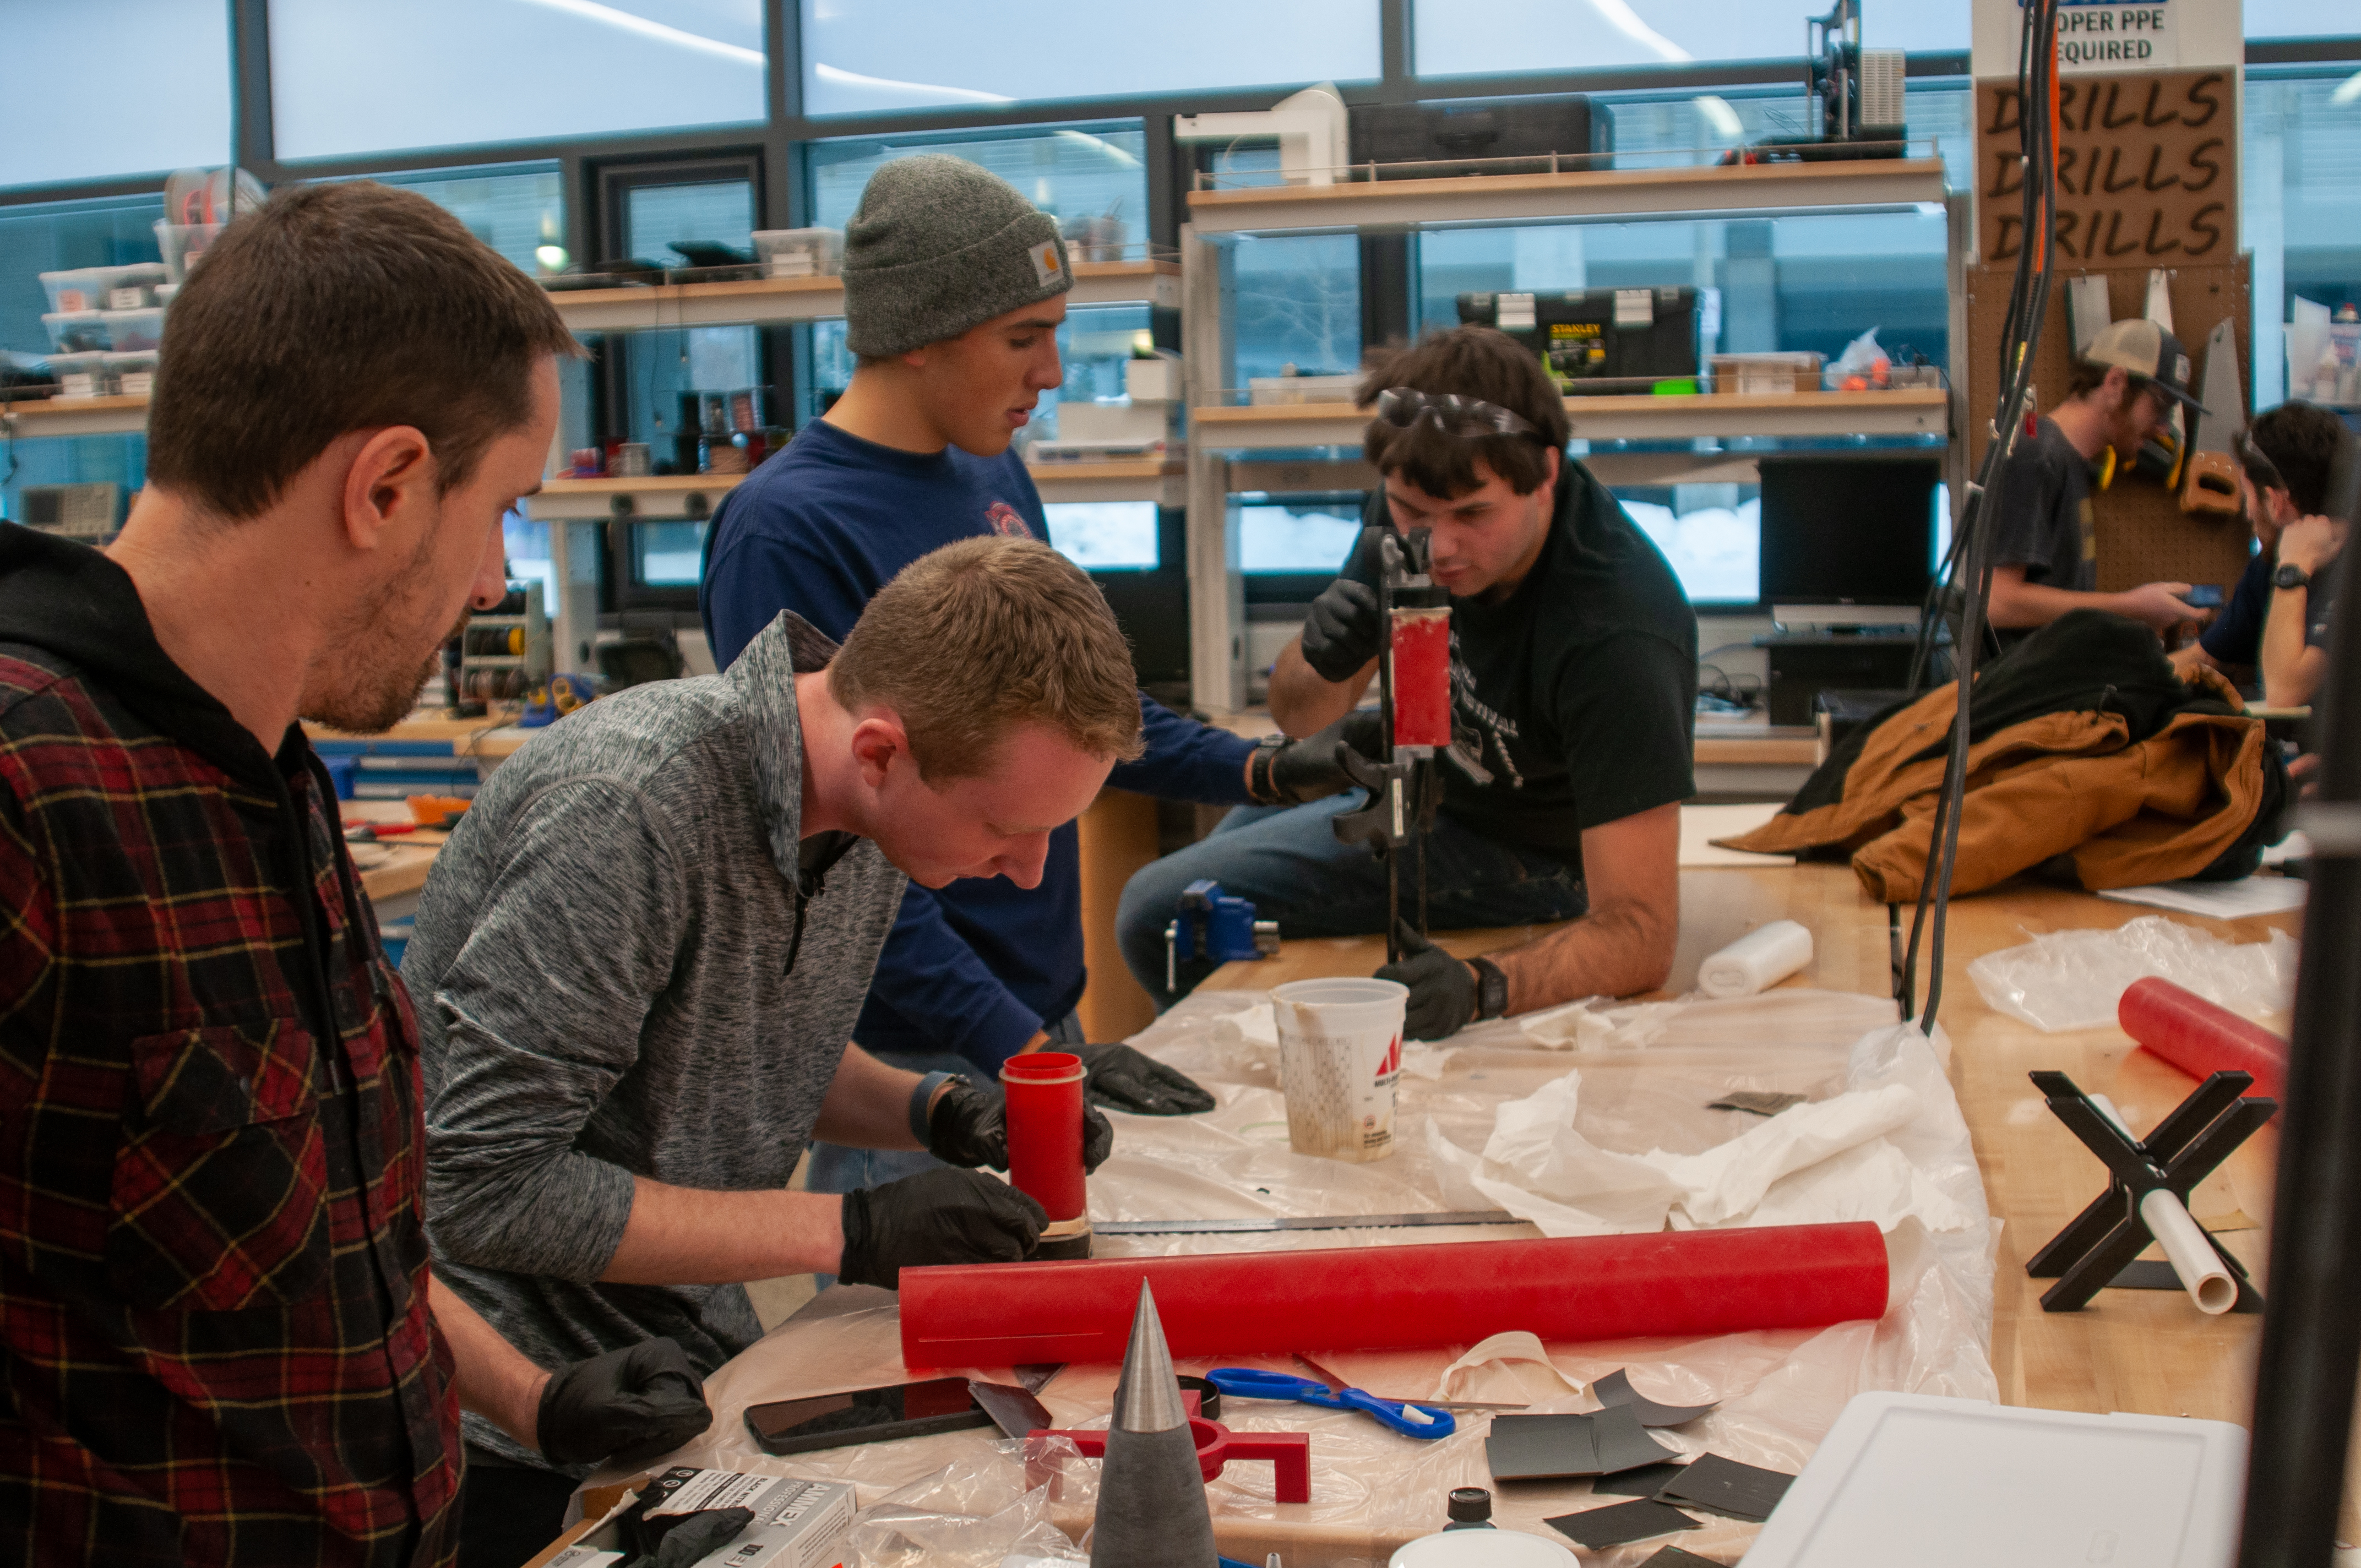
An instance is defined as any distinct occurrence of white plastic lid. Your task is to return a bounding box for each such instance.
[1389,1529,1577,1567]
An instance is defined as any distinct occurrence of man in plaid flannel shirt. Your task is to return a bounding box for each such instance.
[0,183,708,1567]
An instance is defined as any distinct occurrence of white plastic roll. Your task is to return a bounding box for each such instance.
[1696,919,1814,999]
[2139,1188,2238,1316]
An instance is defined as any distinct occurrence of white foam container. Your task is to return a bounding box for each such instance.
[1744,1391,2246,1567]
[1390,1528,1576,1566]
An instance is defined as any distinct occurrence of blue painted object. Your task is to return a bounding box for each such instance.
[1177,880,1274,962]
[1205,1369,1456,1440]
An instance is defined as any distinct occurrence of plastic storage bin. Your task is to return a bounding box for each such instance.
[155,221,225,285]
[100,308,165,352]
[41,263,167,314]
[752,227,844,278]
[104,351,159,395]
[43,312,110,352]
[43,352,111,397]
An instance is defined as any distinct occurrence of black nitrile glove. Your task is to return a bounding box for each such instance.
[839,1167,1048,1289]
[1259,709,1388,805]
[536,1337,712,1469]
[1376,919,1476,1042]
[924,1076,1009,1170]
[1070,1042,1217,1118]
[651,1509,754,1568]
[1298,578,1383,683]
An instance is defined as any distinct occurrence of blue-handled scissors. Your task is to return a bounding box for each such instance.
[1205,1368,1457,1440]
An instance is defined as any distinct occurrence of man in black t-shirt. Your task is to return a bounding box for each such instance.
[1985,318,2211,643]
[1115,326,1698,1038]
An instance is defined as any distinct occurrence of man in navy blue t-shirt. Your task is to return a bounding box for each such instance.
[701,155,1353,1191]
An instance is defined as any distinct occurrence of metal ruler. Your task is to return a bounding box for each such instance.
[1094,1210,1522,1237]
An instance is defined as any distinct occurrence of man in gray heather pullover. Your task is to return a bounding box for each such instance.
[402,536,1142,1566]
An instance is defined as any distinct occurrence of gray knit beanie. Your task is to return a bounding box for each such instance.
[841,154,1073,357]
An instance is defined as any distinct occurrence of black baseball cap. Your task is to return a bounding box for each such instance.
[2081,318,2208,416]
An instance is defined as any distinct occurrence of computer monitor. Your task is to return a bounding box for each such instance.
[1758,454,1941,626]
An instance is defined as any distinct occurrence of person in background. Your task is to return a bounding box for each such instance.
[1117,326,1697,1041]
[700,154,1357,1194]
[2171,402,2349,696]
[0,182,705,1568]
[2259,473,2348,711]
[408,537,1145,1562]
[1984,319,2213,644]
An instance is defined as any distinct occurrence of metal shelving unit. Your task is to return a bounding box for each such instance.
[1179,156,1967,709]
[1,394,150,438]
[547,257,1180,335]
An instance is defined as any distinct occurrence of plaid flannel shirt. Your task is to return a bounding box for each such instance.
[0,526,462,1567]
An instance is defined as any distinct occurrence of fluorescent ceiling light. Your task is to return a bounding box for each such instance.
[1590,0,1690,63]
[1694,95,1745,139]
[2333,70,2361,105]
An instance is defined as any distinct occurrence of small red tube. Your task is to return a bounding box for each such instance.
[2119,977,2288,1104]
[999,1052,1087,1221]
[900,1223,1887,1367]
[1389,608,1452,750]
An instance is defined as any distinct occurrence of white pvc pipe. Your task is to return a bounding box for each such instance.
[2140,1188,2238,1316]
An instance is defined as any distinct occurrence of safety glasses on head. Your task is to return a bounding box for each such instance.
[2234,428,2287,496]
[1373,387,1538,440]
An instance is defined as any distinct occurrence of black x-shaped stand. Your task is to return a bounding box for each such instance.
[2024,1068,2274,1314]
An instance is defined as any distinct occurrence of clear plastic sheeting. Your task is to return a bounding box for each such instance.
[591,987,1998,1566]
[840,1445,1088,1566]
[1965,914,2299,1032]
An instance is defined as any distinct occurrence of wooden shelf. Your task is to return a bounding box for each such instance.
[550,258,1180,334]
[1185,157,1950,236]
[526,473,748,521]
[1192,388,1951,453]
[1,394,149,438]
[1026,457,1187,505]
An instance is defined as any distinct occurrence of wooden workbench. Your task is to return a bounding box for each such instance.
[1200,862,2303,1515]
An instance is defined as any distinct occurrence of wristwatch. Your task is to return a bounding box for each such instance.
[2273,563,2313,592]
[1470,955,1510,1021]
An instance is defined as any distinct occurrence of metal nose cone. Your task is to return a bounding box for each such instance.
[1113,1278,1187,1435]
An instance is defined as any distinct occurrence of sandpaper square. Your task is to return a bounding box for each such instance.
[1594,1366,1721,1427]
[1656,1451,1796,1521]
[1544,1499,1701,1549]
[1590,1402,1684,1475]
[1592,1460,1688,1498]
[1636,1549,1726,1567]
[1486,1413,1600,1481]
[1709,1090,1807,1117]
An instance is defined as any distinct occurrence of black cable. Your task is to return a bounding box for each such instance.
[1897,0,2060,1033]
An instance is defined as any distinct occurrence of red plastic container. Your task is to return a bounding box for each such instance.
[1389,608,1452,750]
[900,1222,1889,1367]
[2119,977,2288,1105]
[999,1051,1088,1222]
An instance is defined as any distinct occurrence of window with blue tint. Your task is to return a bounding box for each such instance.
[634,521,710,587]
[2245,2,2361,36]
[1045,502,1160,569]
[1619,487,1761,605]
[502,511,556,611]
[801,1,1377,116]
[267,0,764,162]
[0,194,166,358]
[3,2,230,190]
[2245,70,2361,411]
[1239,499,1366,573]
[1415,0,1967,79]
[1597,83,1971,183]
[618,179,763,456]
[350,164,565,276]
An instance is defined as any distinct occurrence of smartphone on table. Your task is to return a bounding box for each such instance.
[743,1376,993,1456]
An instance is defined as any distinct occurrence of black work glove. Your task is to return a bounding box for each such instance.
[839,1167,1048,1289]
[1375,919,1477,1042]
[1259,709,1388,805]
[1298,578,1383,683]
[651,1509,755,1568]
[924,1076,1009,1170]
[1070,1042,1217,1118]
[536,1337,712,1469]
